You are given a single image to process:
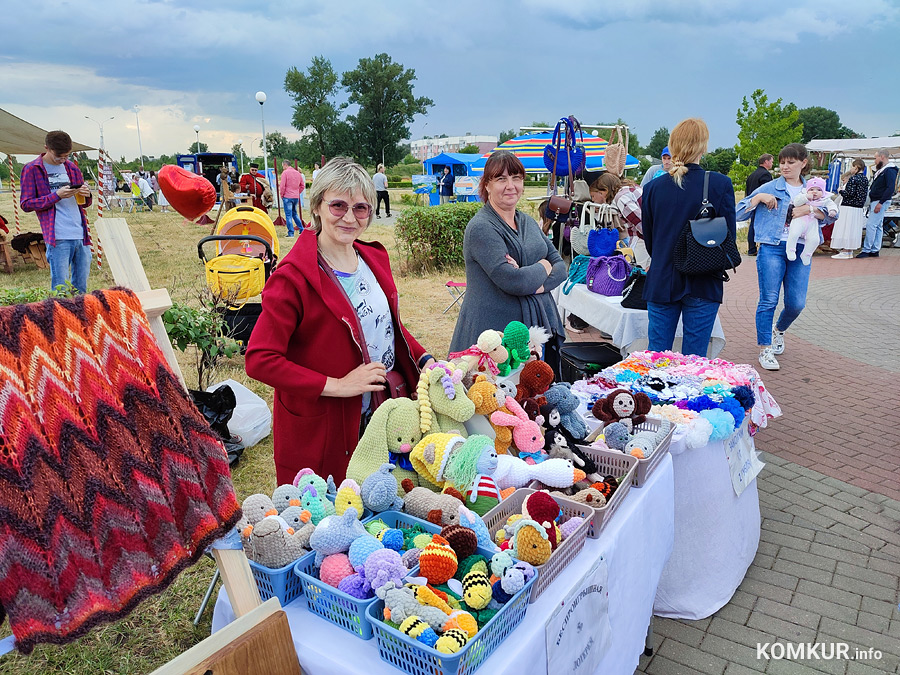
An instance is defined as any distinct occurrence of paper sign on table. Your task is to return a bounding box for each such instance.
[545,557,611,674]
[724,417,764,497]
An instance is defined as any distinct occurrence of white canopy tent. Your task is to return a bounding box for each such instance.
[806,137,900,158]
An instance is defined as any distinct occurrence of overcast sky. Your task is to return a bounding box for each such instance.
[2,0,898,161]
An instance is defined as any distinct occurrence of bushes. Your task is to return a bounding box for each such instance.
[395,202,482,272]
[388,181,413,188]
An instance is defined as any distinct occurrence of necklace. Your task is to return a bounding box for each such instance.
[319,247,359,273]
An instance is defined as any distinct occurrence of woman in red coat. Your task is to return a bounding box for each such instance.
[245,157,433,484]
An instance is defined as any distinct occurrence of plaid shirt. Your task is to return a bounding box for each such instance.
[613,184,643,239]
[19,155,92,247]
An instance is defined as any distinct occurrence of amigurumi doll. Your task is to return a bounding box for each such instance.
[346,398,423,490]
[491,397,545,458]
[271,484,303,513]
[361,548,407,596]
[299,485,331,526]
[237,493,278,540]
[625,419,673,459]
[248,515,309,569]
[498,321,531,376]
[399,616,440,647]
[602,421,630,452]
[442,434,501,516]
[449,329,508,377]
[592,389,652,433]
[493,454,586,490]
[348,534,384,570]
[320,553,355,588]
[544,383,589,441]
[441,524,478,561]
[418,535,459,585]
[360,463,405,513]
[417,363,475,436]
[466,375,514,454]
[510,518,553,566]
[410,433,467,490]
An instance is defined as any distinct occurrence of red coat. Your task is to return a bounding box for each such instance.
[245,230,427,485]
[239,172,268,211]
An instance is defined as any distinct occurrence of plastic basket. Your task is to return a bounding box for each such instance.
[579,415,673,487]
[247,558,304,605]
[365,545,537,675]
[293,511,440,640]
[482,489,591,602]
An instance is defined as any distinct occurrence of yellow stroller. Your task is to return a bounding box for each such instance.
[197,205,280,347]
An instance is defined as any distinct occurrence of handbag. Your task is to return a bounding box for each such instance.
[317,252,408,408]
[672,171,742,281]
[572,179,591,202]
[563,254,593,294]
[620,267,648,310]
[587,228,619,257]
[615,239,636,264]
[546,194,574,225]
[586,255,632,297]
[604,125,628,178]
[543,117,586,175]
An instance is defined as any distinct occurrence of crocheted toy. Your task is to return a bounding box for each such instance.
[491,397,545,455]
[466,374,513,454]
[413,585,478,638]
[360,463,405,513]
[237,493,278,537]
[402,548,421,569]
[417,363,475,436]
[510,518,553,566]
[455,554,489,582]
[362,548,407,595]
[458,504,498,552]
[493,454,587,490]
[366,518,389,538]
[292,468,330,500]
[348,534,384,570]
[334,479,365,518]
[271,484,303,513]
[247,515,309,569]
[435,628,470,654]
[562,487,607,508]
[498,321,531,376]
[522,491,561,525]
[418,534,458,585]
[515,359,554,403]
[625,419,673,459]
[400,616,440,647]
[443,434,501,516]
[346,398,423,490]
[461,570,492,610]
[299,485,331,526]
[490,551,516,581]
[410,433,467,489]
[376,527,405,551]
[380,585,448,631]
[592,389,652,433]
[401,481,465,526]
[320,553,355,587]
[590,477,619,500]
[560,517,585,539]
[545,432,602,486]
[309,507,368,566]
[602,422,630,451]
[450,329,508,377]
[441,524,478,561]
[527,325,552,361]
[544,383,589,441]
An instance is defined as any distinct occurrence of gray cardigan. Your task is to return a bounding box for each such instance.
[449,203,567,354]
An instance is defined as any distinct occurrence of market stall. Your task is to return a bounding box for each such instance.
[422,152,482,206]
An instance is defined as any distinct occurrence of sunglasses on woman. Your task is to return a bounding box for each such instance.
[327,199,372,218]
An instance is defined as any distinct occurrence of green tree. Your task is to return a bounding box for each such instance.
[730,89,801,186]
[530,121,551,128]
[188,141,209,153]
[264,131,304,161]
[645,127,670,159]
[459,144,480,154]
[701,147,737,175]
[402,153,419,165]
[284,56,343,161]
[499,128,517,143]
[342,53,432,166]
[795,106,860,143]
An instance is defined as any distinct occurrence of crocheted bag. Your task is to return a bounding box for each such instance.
[563,255,593,295]
[586,255,632,297]
[587,228,619,257]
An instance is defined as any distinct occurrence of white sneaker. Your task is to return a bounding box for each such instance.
[772,329,785,355]
[831,251,853,259]
[759,347,780,371]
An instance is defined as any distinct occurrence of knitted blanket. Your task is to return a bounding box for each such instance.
[0,289,242,653]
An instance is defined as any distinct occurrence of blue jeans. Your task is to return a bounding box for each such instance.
[282,198,303,235]
[647,295,720,356]
[47,239,91,294]
[755,241,810,345]
[861,203,887,253]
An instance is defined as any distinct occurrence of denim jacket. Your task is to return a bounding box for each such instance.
[735,176,838,246]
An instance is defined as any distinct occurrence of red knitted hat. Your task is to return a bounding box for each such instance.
[418,534,458,585]
[441,524,478,561]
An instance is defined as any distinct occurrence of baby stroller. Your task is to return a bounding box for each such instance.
[197,205,280,349]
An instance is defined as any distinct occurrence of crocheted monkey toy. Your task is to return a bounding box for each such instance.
[592,389,652,433]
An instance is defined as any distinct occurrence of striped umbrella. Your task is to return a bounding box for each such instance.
[469,131,639,175]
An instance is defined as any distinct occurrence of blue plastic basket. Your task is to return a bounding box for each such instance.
[365,546,537,675]
[294,511,440,639]
[247,558,304,605]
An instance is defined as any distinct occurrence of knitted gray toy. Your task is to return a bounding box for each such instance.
[625,419,673,459]
[272,484,303,513]
[309,507,367,567]
[544,383,588,441]
[361,463,405,513]
[603,422,630,452]
[248,516,308,569]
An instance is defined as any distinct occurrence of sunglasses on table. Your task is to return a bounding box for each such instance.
[327,199,372,218]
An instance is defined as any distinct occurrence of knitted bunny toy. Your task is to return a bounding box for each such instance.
[442,434,500,516]
[346,397,423,490]
[493,454,587,490]
[466,374,514,454]
[498,321,531,376]
[515,360,554,403]
[309,507,368,567]
[360,463,405,513]
[544,383,589,441]
[417,363,475,436]
[490,397,545,459]
[592,389,652,433]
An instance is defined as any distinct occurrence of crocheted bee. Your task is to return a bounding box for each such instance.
[399,616,439,647]
[461,571,492,611]
[435,628,469,654]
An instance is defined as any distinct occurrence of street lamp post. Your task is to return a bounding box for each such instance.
[193,124,201,153]
[236,139,244,174]
[85,115,115,153]
[134,106,144,168]
[255,91,268,180]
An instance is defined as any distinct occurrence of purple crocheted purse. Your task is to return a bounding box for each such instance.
[585,255,632,297]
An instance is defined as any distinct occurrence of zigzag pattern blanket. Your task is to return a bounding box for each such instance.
[0,289,241,653]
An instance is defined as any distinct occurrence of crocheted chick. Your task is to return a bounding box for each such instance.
[334,479,364,519]
[545,382,589,441]
[417,363,475,436]
[515,359,554,402]
[511,518,553,566]
[399,616,439,647]
[346,398,423,491]
[466,375,513,455]
[461,570,492,610]
[348,534,383,570]
[410,433,466,490]
[309,507,367,567]
[441,524,478,561]
[457,505,498,553]
[493,514,523,547]
[237,493,278,540]
[563,487,607,508]
[271,484,303,513]
[299,485,330,526]
[435,628,469,655]
[401,481,465,527]
[292,468,330,503]
[360,463,405,513]
[320,553,355,588]
[499,321,531,375]
[625,419,673,459]
[443,434,500,516]
[493,454,587,490]
[248,515,308,569]
[418,534,458,585]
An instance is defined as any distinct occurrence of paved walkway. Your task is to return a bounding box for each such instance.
[564,247,900,673]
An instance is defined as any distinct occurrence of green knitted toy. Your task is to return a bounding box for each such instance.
[417,363,475,436]
[346,398,423,492]
[499,321,531,376]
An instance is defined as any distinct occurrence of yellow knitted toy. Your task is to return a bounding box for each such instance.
[466,375,514,454]
[333,479,364,519]
[346,398,423,491]
[410,433,466,490]
[435,628,469,654]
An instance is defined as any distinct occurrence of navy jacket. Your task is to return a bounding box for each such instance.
[642,164,736,305]
[869,166,898,204]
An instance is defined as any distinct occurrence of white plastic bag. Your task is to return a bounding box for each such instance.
[207,379,271,449]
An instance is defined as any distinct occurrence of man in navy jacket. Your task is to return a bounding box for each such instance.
[744,154,773,255]
[857,149,898,257]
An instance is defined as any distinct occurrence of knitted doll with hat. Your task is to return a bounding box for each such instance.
[417,363,475,436]
[498,321,531,376]
[400,482,465,527]
[544,383,589,441]
[442,434,500,516]
[410,433,467,490]
[592,389,652,434]
[346,398,423,489]
[466,375,514,454]
[515,359,554,404]
[449,329,507,378]
[360,463,405,513]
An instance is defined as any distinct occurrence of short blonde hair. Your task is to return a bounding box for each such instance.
[668,118,709,187]
[307,157,376,232]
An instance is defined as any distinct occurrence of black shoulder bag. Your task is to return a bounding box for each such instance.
[673,171,742,281]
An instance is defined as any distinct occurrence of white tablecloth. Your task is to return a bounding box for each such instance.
[212,455,675,675]
[653,427,760,620]
[557,284,726,358]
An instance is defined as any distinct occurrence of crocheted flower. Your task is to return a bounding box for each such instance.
[686,395,719,413]
[731,385,755,411]
[719,396,745,428]
[684,417,713,448]
[700,409,735,441]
